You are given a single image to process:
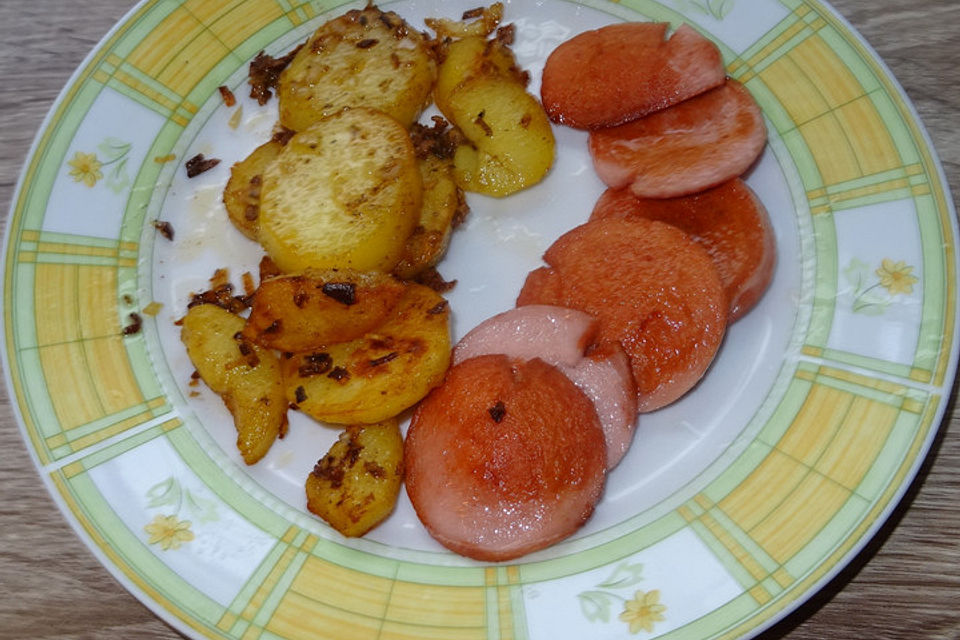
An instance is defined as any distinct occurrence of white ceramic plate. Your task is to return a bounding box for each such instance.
[4,1,956,638]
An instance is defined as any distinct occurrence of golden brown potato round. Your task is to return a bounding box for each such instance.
[180,304,286,464]
[278,6,436,132]
[447,75,555,196]
[222,140,283,240]
[242,269,407,352]
[305,419,403,537]
[257,107,422,273]
[392,155,464,280]
[283,283,451,425]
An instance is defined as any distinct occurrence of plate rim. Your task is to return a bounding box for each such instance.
[3,1,957,639]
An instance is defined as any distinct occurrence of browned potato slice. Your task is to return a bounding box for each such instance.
[305,419,403,537]
[243,269,407,351]
[425,3,503,40]
[278,6,436,132]
[447,76,555,196]
[283,283,450,424]
[392,155,464,280]
[222,140,283,240]
[181,304,286,464]
[258,107,422,273]
[434,34,518,114]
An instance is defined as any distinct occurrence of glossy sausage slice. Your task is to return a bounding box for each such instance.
[517,218,726,412]
[405,355,606,561]
[540,23,725,129]
[453,304,599,368]
[591,179,776,321]
[453,305,638,467]
[589,80,767,198]
[563,340,637,467]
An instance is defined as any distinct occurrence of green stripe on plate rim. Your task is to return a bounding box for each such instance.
[3,1,955,640]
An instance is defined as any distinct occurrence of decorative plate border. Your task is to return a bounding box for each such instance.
[3,1,956,639]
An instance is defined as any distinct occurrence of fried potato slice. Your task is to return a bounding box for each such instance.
[425,2,503,41]
[305,419,403,537]
[434,34,518,114]
[447,76,555,196]
[392,155,464,280]
[278,5,436,131]
[243,269,407,352]
[181,304,287,464]
[283,283,451,425]
[222,139,284,240]
[258,107,422,273]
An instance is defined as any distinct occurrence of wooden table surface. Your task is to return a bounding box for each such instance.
[1,1,958,639]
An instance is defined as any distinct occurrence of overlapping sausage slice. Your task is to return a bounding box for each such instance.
[589,80,767,198]
[591,179,776,321]
[405,354,607,561]
[453,305,638,467]
[540,22,725,129]
[518,218,726,413]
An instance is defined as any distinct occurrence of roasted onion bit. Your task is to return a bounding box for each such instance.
[327,366,350,382]
[426,300,449,315]
[295,386,308,404]
[473,111,493,136]
[232,332,261,367]
[152,220,174,241]
[369,352,398,367]
[271,126,296,145]
[122,312,143,336]
[218,85,237,107]
[426,2,503,39]
[495,23,515,45]
[321,282,357,305]
[299,352,333,377]
[248,45,302,105]
[185,153,220,178]
[409,115,463,159]
[414,267,457,293]
[187,281,250,314]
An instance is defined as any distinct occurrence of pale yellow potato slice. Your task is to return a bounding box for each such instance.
[447,76,555,196]
[180,304,286,465]
[434,34,518,115]
[278,6,436,131]
[222,139,283,240]
[257,107,422,273]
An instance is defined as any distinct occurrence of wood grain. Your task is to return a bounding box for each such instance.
[0,1,957,639]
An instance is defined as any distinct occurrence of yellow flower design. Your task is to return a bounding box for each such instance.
[875,259,918,296]
[619,589,667,634]
[144,514,195,550]
[67,151,103,187]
